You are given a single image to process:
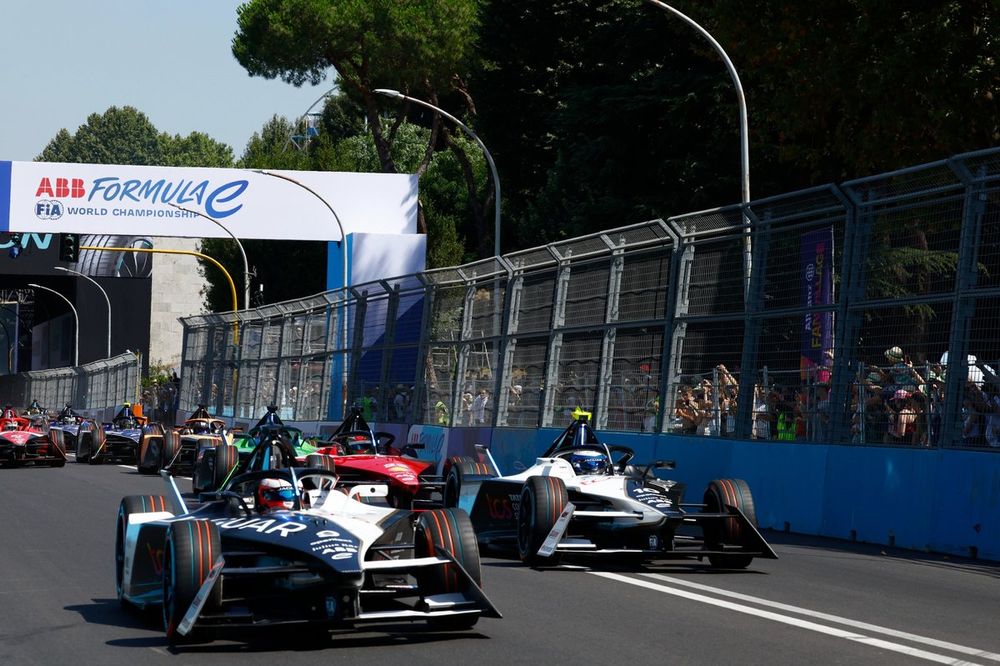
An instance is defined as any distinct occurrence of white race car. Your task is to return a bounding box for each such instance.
[116,467,500,644]
[444,416,777,569]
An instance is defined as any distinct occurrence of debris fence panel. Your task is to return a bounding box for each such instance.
[175,148,1000,450]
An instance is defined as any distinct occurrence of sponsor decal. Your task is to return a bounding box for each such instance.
[486,493,520,521]
[309,529,359,561]
[628,486,673,511]
[209,517,308,538]
[32,174,249,221]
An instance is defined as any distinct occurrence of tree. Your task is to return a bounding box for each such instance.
[37,106,166,165]
[232,0,494,253]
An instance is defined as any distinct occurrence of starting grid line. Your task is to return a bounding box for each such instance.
[590,571,998,665]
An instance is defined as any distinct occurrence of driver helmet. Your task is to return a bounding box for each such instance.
[4,421,18,431]
[190,421,211,435]
[343,434,374,454]
[569,450,610,475]
[256,478,296,513]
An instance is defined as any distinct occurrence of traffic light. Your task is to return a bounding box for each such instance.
[58,233,79,262]
[8,233,22,259]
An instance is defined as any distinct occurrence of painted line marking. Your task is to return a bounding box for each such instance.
[590,572,990,665]
[641,573,1000,663]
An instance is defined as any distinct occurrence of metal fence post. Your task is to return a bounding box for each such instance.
[734,206,768,439]
[542,252,572,427]
[595,236,625,430]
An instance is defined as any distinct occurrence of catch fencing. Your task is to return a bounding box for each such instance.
[0,352,139,412]
[179,147,1000,449]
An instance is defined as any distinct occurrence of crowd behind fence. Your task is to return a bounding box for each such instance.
[0,352,139,412]
[179,147,1000,450]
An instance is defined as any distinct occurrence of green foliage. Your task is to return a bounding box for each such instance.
[36,106,234,167]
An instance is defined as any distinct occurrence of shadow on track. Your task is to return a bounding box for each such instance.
[66,598,490,652]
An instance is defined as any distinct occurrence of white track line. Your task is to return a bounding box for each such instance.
[590,572,989,665]
[640,573,1000,663]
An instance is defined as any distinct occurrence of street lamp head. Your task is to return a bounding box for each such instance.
[373,88,405,100]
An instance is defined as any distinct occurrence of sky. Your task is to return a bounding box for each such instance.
[0,0,335,162]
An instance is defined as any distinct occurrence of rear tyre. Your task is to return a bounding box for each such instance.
[116,495,169,607]
[415,508,482,630]
[137,426,164,474]
[48,431,66,467]
[212,444,238,491]
[75,425,93,463]
[160,431,182,469]
[88,427,106,465]
[162,520,221,644]
[517,476,568,566]
[305,453,336,473]
[703,478,757,569]
[443,459,489,508]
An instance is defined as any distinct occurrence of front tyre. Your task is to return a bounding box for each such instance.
[517,476,568,567]
[162,520,221,644]
[703,478,757,569]
[116,495,169,606]
[415,508,482,630]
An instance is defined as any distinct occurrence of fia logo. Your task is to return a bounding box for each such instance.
[35,200,63,220]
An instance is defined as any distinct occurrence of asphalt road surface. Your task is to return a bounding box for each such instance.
[1,459,998,665]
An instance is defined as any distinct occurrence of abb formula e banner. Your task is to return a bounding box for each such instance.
[0,161,418,240]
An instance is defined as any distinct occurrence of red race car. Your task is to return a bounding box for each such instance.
[0,406,67,468]
[311,407,441,509]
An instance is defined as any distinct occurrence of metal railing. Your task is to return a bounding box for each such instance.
[179,147,1000,449]
[0,352,139,412]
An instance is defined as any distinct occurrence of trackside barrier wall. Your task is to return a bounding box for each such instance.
[181,147,1000,560]
[0,352,138,414]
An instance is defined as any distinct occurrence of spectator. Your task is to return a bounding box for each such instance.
[814,383,831,442]
[461,391,474,425]
[751,386,775,440]
[672,386,699,435]
[883,346,925,394]
[392,385,407,421]
[472,389,490,425]
[885,389,918,444]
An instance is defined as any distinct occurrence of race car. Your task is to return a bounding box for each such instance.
[0,406,67,467]
[189,406,321,494]
[115,467,501,644]
[137,406,231,476]
[310,406,441,509]
[76,403,146,464]
[49,404,86,451]
[444,415,777,569]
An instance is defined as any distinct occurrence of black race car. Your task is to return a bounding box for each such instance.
[116,468,500,644]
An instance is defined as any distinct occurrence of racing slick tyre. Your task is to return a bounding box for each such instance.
[162,519,222,644]
[442,458,489,508]
[517,476,568,567]
[116,495,170,607]
[87,426,107,465]
[48,431,66,467]
[305,453,336,474]
[211,444,238,490]
[161,431,182,469]
[703,478,757,570]
[137,426,165,474]
[415,508,482,630]
[75,424,93,463]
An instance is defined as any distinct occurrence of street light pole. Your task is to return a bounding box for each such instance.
[252,169,350,418]
[168,203,251,310]
[28,283,78,367]
[54,266,111,358]
[642,0,752,300]
[374,88,502,258]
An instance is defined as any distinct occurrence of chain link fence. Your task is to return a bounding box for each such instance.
[0,352,139,412]
[179,147,1000,449]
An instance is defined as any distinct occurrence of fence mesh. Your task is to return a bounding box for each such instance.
[175,148,1000,450]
